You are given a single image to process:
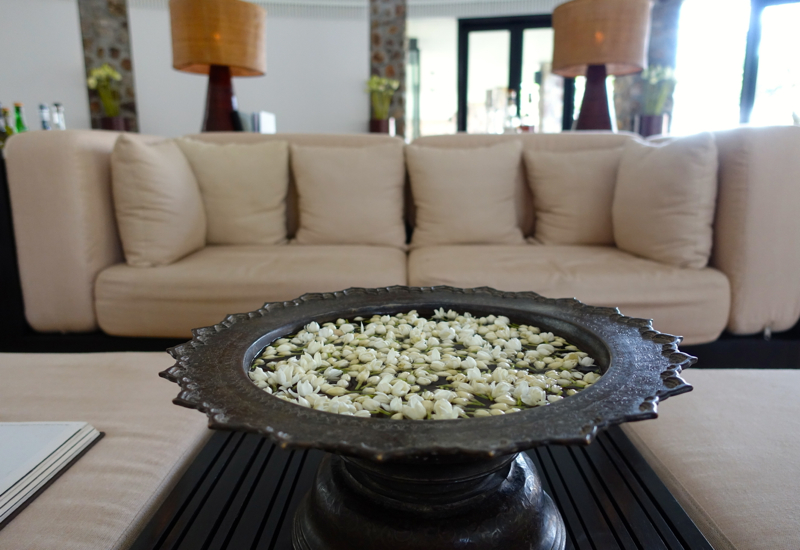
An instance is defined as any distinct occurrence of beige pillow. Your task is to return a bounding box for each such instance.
[524,148,623,245]
[407,141,525,247]
[177,138,289,245]
[290,142,406,248]
[111,134,206,267]
[612,133,718,268]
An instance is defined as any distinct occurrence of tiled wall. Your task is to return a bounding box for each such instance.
[370,0,406,136]
[77,0,139,131]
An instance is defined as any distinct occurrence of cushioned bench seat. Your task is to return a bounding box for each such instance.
[408,245,731,345]
[0,352,211,550]
[1,355,796,550]
[624,368,800,550]
[95,244,407,338]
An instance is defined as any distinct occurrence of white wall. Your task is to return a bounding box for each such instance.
[0,0,91,131]
[129,6,370,136]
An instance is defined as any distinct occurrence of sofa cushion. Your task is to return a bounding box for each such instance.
[613,133,718,269]
[406,141,525,248]
[111,134,206,267]
[524,147,622,245]
[176,138,289,245]
[624,368,800,550]
[290,142,406,248]
[408,244,730,344]
[95,245,408,338]
[0,352,210,550]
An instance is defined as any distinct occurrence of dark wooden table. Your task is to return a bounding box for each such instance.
[130,425,713,550]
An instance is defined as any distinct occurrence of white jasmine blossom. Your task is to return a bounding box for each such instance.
[248,309,602,419]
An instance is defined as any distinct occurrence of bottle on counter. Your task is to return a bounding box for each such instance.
[14,103,28,133]
[0,103,7,149]
[2,108,15,137]
[51,103,66,130]
[39,104,52,130]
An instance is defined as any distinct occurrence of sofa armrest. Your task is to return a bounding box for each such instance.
[4,130,123,332]
[712,126,800,335]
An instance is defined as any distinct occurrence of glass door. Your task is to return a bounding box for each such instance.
[466,30,511,133]
[457,15,575,133]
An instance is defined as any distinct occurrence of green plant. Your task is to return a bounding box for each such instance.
[87,63,122,117]
[367,75,400,120]
[640,66,677,116]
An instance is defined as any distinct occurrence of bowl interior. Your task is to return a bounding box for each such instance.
[243,303,612,381]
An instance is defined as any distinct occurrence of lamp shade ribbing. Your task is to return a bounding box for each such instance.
[170,0,266,77]
[552,0,652,78]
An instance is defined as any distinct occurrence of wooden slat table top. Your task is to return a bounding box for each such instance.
[130,426,713,550]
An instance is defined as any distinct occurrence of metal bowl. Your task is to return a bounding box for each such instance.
[160,286,693,461]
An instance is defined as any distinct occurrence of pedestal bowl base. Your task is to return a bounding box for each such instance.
[292,451,566,550]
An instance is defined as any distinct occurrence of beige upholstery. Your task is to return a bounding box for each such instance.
[4,130,125,332]
[112,134,207,267]
[183,133,403,239]
[711,126,800,335]
[176,138,290,246]
[614,133,718,269]
[412,132,637,238]
[523,147,622,245]
[408,245,730,344]
[95,244,407,337]
[407,141,525,247]
[0,352,211,550]
[291,142,406,248]
[625,368,800,550]
[6,127,800,343]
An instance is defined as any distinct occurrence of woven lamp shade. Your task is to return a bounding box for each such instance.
[552,0,652,78]
[170,0,266,77]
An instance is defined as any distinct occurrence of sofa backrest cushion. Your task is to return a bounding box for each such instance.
[289,142,407,248]
[406,141,525,248]
[176,138,289,245]
[182,133,404,240]
[523,147,623,245]
[111,134,206,267]
[410,133,636,238]
[613,132,718,269]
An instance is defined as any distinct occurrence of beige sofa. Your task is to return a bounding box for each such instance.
[5,127,800,345]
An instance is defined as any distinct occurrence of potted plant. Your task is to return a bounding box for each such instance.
[87,63,125,131]
[636,66,677,137]
[367,75,400,134]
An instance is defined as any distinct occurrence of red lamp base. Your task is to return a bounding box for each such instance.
[575,64,614,131]
[202,65,242,132]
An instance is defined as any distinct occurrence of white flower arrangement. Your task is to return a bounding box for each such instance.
[248,309,601,420]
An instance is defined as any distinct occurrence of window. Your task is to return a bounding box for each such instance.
[742,0,800,125]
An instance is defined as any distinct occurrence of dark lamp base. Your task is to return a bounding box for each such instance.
[575,64,614,131]
[202,65,242,132]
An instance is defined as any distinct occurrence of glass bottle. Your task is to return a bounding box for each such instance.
[2,108,15,137]
[52,103,66,130]
[0,104,7,149]
[14,103,28,133]
[39,104,52,130]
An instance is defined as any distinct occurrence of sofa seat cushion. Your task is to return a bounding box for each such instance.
[408,245,730,345]
[95,244,408,338]
[0,352,211,550]
[625,369,800,550]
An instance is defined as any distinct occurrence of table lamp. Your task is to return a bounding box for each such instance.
[170,0,266,132]
[552,0,651,131]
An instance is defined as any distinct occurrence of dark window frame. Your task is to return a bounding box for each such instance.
[456,15,575,132]
[740,0,800,122]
